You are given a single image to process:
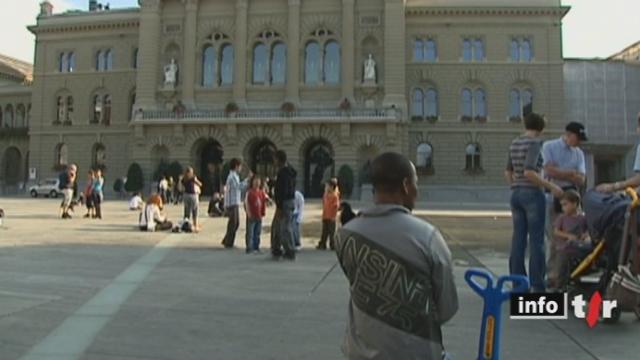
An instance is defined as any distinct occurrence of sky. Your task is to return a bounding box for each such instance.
[0,0,638,63]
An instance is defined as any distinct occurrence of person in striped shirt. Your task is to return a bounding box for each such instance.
[505,113,563,292]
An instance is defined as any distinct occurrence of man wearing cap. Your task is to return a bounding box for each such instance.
[541,122,587,288]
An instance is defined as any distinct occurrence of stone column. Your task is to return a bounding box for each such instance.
[135,0,162,110]
[233,0,248,106]
[286,0,300,104]
[182,0,199,108]
[341,0,355,102]
[382,0,406,110]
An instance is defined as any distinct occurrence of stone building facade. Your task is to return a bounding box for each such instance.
[0,0,569,199]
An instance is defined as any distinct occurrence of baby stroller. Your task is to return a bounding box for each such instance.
[570,188,640,322]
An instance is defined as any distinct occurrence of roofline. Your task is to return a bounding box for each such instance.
[608,40,640,60]
[406,6,570,18]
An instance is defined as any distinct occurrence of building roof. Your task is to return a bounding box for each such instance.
[0,54,33,84]
[608,40,640,61]
[407,0,561,6]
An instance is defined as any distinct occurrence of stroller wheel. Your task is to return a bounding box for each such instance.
[603,306,622,324]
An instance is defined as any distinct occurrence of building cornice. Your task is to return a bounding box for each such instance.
[406,6,570,18]
[29,10,140,35]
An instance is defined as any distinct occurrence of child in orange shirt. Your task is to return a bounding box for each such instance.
[318,181,340,250]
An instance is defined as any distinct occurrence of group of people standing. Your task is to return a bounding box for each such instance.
[58,164,104,220]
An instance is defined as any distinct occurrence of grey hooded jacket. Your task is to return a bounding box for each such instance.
[335,204,458,360]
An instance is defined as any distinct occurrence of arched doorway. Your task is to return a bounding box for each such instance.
[3,147,23,188]
[248,139,277,180]
[304,140,334,198]
[193,138,224,196]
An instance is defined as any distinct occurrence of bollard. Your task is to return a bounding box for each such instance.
[465,268,529,360]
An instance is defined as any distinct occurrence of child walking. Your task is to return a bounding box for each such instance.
[317,181,339,250]
[245,176,267,254]
[548,190,589,290]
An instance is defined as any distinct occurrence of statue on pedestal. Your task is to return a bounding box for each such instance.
[363,54,376,84]
[164,58,178,87]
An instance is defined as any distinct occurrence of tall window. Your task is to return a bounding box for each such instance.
[58,52,75,72]
[414,38,437,62]
[55,143,68,168]
[305,41,321,84]
[96,49,113,71]
[252,43,268,84]
[4,105,13,128]
[511,38,533,62]
[461,87,487,121]
[411,88,439,121]
[92,95,102,124]
[16,105,25,128]
[271,42,286,84]
[416,143,434,172]
[509,88,533,121]
[324,41,340,84]
[103,95,112,126]
[462,38,484,62]
[56,96,65,124]
[66,96,73,124]
[202,46,216,87]
[129,92,136,121]
[133,48,139,69]
[0,108,3,127]
[220,44,234,86]
[465,143,482,172]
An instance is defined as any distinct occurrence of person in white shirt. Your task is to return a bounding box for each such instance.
[138,194,172,232]
[158,177,169,204]
[221,158,250,248]
[293,190,305,250]
[129,192,144,211]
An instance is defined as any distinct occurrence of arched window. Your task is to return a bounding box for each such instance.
[66,52,75,72]
[96,50,104,71]
[59,53,68,73]
[522,89,533,116]
[252,43,268,84]
[416,143,433,170]
[305,41,321,84]
[510,39,520,62]
[220,44,234,86]
[461,88,473,119]
[16,105,25,128]
[56,96,65,124]
[412,88,424,118]
[324,41,340,84]
[509,89,521,120]
[66,96,74,124]
[425,88,438,119]
[202,45,216,87]
[105,49,113,70]
[4,105,13,128]
[465,143,482,172]
[462,39,473,62]
[271,42,286,84]
[424,40,437,62]
[103,95,112,126]
[55,143,68,168]
[522,39,532,62]
[92,95,102,124]
[474,89,487,118]
[132,48,139,69]
[414,39,424,61]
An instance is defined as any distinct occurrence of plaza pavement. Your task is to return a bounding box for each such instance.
[0,197,638,360]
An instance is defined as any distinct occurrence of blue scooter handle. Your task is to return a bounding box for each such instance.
[465,268,494,296]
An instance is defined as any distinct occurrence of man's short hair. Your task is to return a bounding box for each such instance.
[275,150,287,164]
[370,152,415,194]
[524,113,545,132]
[229,158,241,170]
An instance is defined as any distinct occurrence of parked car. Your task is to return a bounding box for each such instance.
[29,178,61,198]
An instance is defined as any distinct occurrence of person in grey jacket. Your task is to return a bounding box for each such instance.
[335,152,458,360]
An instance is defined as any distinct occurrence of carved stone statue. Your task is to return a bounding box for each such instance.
[363,53,376,83]
[164,58,178,86]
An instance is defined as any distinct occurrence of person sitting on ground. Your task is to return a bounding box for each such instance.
[335,152,458,360]
[139,194,172,232]
[339,201,357,226]
[549,190,590,290]
[208,192,225,217]
[129,192,144,211]
[317,181,340,250]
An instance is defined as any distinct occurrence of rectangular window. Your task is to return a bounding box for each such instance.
[462,38,484,62]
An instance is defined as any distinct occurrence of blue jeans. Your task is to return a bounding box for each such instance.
[245,218,262,251]
[510,187,547,291]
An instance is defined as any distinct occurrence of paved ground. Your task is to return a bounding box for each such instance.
[0,198,638,360]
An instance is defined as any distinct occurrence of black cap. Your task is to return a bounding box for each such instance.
[565,122,588,141]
